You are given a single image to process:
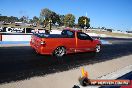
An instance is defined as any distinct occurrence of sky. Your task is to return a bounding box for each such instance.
[0,0,132,31]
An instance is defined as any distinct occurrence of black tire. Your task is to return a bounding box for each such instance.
[53,46,66,58]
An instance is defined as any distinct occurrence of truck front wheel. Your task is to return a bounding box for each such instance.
[53,46,66,57]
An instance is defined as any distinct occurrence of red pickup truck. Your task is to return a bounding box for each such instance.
[30,29,101,57]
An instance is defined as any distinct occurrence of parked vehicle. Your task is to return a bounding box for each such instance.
[30,28,101,57]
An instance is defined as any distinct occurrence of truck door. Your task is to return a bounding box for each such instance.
[61,30,76,53]
[76,32,94,52]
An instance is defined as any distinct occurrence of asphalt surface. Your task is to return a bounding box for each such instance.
[0,37,132,84]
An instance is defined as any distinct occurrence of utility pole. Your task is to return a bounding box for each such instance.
[84,12,87,29]
[83,19,87,29]
[49,20,52,31]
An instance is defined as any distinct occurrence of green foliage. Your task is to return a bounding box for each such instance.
[40,8,60,26]
[78,16,90,28]
[0,8,91,28]
[32,16,39,23]
[0,16,19,23]
[19,16,29,23]
[40,8,52,20]
[50,12,60,25]
[58,15,65,26]
[64,14,75,27]
[43,20,49,27]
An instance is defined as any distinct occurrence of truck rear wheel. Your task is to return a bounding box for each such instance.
[53,46,66,57]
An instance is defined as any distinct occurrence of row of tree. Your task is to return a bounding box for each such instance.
[0,16,19,23]
[0,15,29,23]
[39,8,90,28]
[0,8,90,28]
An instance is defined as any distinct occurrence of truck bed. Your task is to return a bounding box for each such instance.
[33,33,68,38]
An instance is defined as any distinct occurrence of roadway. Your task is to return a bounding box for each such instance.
[0,37,132,84]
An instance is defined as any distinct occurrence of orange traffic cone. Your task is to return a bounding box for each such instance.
[81,67,88,78]
[79,67,91,86]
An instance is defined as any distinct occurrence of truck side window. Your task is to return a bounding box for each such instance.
[61,30,75,38]
[61,30,67,35]
[77,32,93,40]
[67,31,75,38]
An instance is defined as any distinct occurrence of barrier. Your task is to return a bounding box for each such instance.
[2,35,31,41]
[0,33,32,41]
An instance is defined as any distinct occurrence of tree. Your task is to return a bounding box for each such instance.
[58,15,65,26]
[40,8,61,26]
[9,16,19,23]
[40,8,52,21]
[40,8,52,27]
[29,19,33,23]
[0,16,6,22]
[19,16,28,23]
[0,16,19,23]
[32,16,39,23]
[50,12,60,25]
[64,14,75,27]
[101,27,106,29]
[78,16,90,29]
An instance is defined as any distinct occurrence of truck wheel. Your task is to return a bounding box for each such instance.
[53,46,66,57]
[96,45,101,53]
